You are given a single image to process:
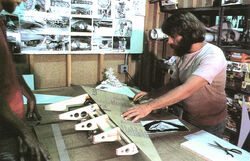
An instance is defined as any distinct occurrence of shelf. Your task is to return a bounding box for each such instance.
[226,86,250,95]
[225,127,238,135]
[160,4,250,56]
[160,5,250,15]
[223,4,250,15]
[221,46,250,54]
[160,7,221,15]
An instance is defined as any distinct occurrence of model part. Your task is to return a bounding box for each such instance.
[75,114,110,131]
[46,86,162,160]
[116,143,139,155]
[44,93,89,111]
[82,86,162,161]
[92,127,121,144]
[58,104,99,120]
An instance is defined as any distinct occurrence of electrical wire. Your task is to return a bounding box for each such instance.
[125,71,136,86]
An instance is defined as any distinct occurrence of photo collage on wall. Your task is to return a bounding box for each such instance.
[0,0,146,54]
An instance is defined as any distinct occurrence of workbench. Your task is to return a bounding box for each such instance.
[29,85,204,161]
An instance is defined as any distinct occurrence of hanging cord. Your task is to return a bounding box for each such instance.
[124,54,135,85]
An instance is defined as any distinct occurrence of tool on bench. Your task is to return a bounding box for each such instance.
[208,141,242,157]
[130,94,150,105]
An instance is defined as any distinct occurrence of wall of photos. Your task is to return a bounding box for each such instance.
[1,0,145,54]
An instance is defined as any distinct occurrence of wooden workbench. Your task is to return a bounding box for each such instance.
[29,85,204,161]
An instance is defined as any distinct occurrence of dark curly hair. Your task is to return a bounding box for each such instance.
[161,11,206,44]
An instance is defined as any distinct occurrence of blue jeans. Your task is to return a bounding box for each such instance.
[196,119,226,138]
[170,105,226,138]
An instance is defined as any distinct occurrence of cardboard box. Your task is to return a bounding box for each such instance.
[160,0,178,10]
[222,0,250,6]
[178,0,214,8]
[242,0,250,5]
[178,0,197,8]
[196,0,214,7]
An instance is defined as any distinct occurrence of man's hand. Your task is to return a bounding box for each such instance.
[22,129,50,161]
[133,91,148,102]
[121,104,152,122]
[18,75,42,121]
[26,98,41,121]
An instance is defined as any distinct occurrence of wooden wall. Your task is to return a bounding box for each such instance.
[14,1,169,90]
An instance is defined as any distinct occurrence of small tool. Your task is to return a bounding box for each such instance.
[130,95,149,105]
[208,141,242,157]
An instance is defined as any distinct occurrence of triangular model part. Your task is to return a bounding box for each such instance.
[44,94,89,111]
[116,143,139,155]
[82,86,162,161]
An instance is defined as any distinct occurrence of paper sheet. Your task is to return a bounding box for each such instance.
[181,130,250,161]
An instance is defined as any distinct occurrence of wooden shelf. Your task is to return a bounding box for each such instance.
[223,4,250,15]
[160,4,250,55]
[160,7,220,15]
[221,46,250,54]
[226,86,250,95]
[160,4,250,15]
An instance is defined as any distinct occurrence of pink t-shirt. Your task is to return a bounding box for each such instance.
[171,43,227,126]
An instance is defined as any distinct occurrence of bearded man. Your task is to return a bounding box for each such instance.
[122,11,227,138]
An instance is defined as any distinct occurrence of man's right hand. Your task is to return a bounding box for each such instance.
[22,129,50,161]
[26,99,42,121]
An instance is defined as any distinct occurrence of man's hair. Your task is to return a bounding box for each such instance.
[161,11,206,43]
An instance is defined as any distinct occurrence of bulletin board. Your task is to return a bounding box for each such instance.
[0,0,146,54]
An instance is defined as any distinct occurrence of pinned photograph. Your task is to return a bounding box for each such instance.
[95,0,112,19]
[114,19,132,37]
[71,36,91,51]
[46,14,70,33]
[50,0,70,14]
[71,0,93,15]
[71,17,93,33]
[21,34,69,52]
[114,0,132,19]
[92,36,112,51]
[19,13,46,34]
[93,18,113,35]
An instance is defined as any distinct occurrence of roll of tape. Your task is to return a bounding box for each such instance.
[150,28,168,40]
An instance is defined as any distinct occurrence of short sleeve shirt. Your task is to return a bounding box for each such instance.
[171,43,227,126]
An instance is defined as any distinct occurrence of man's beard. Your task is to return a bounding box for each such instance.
[170,37,193,57]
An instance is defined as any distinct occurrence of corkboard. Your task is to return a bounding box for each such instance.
[31,55,67,89]
[71,54,98,86]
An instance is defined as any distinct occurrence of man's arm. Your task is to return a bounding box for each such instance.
[18,75,41,120]
[0,98,50,161]
[133,77,179,101]
[122,75,208,122]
